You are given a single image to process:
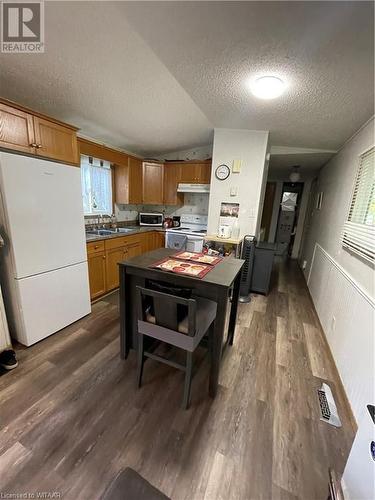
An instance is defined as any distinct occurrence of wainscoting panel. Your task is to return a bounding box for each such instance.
[307,244,374,423]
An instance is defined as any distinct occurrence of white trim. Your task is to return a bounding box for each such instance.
[336,115,375,154]
[308,243,375,308]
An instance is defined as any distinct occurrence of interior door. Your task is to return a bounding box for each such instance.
[0,152,87,278]
[260,182,276,241]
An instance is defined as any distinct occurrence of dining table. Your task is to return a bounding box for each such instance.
[119,248,245,397]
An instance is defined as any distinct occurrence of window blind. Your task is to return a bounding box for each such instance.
[80,155,112,215]
[342,146,375,262]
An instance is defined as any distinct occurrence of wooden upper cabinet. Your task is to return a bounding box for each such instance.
[114,161,130,205]
[129,157,143,204]
[196,163,211,183]
[0,99,79,165]
[114,156,143,205]
[163,163,183,205]
[33,116,79,165]
[0,102,36,154]
[142,162,164,204]
[179,161,212,184]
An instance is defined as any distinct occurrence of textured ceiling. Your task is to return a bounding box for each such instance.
[0,1,373,158]
[0,2,212,155]
[123,1,374,151]
[269,152,334,177]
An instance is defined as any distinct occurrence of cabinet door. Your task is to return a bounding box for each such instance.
[125,242,141,260]
[179,163,197,183]
[105,246,125,291]
[114,162,129,204]
[142,162,164,204]
[0,102,36,154]
[196,163,211,183]
[88,251,106,300]
[33,116,79,165]
[129,157,143,204]
[163,164,183,205]
[154,232,165,249]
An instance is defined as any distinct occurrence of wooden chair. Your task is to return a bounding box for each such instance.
[136,285,217,409]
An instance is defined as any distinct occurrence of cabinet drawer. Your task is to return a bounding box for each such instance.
[105,234,140,250]
[87,241,105,254]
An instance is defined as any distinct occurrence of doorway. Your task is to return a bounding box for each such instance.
[275,182,304,256]
[260,182,276,241]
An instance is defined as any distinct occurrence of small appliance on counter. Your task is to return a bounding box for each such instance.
[139,212,163,227]
[218,225,231,239]
[163,217,173,229]
[172,216,181,227]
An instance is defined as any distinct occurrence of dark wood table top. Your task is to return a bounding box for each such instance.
[119,248,245,288]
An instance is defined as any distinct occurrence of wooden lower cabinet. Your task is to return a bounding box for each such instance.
[87,233,146,300]
[105,246,125,291]
[87,251,106,300]
[152,232,165,250]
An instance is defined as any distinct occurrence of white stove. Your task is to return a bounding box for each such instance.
[165,214,207,252]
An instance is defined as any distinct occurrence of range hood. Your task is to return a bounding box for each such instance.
[177,183,210,193]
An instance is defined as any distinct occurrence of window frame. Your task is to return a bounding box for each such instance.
[342,145,375,264]
[80,155,113,216]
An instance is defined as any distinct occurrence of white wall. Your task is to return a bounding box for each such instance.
[301,118,374,297]
[207,128,269,238]
[300,118,375,499]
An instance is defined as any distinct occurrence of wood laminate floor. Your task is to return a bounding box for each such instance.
[0,259,355,499]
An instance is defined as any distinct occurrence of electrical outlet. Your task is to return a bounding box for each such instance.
[302,260,307,269]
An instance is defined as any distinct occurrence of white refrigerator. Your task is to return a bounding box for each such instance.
[0,152,91,346]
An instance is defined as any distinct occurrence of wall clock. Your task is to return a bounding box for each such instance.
[215,164,230,180]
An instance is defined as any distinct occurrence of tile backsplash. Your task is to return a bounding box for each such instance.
[114,193,209,222]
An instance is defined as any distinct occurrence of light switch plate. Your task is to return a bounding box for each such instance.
[230,186,238,196]
[232,159,242,173]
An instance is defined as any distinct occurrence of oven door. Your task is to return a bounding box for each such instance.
[166,232,187,250]
[186,235,204,253]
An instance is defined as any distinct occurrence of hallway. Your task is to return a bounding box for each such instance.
[0,259,355,499]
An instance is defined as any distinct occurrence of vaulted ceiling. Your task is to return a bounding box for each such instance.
[0,1,373,170]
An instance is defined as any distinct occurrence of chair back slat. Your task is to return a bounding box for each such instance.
[154,296,179,331]
[136,286,197,337]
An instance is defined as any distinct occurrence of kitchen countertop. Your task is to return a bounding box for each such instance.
[85,226,165,243]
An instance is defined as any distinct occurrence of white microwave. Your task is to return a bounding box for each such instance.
[139,212,163,226]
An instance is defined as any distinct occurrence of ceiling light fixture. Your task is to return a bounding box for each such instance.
[289,165,301,182]
[250,75,286,99]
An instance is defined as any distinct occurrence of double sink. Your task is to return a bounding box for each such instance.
[86,228,136,237]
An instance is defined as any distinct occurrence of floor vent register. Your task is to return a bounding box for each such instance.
[317,383,341,427]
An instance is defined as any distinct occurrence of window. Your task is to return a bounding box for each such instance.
[342,146,375,263]
[81,155,112,215]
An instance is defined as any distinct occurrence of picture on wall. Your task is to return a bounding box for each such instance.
[220,202,239,218]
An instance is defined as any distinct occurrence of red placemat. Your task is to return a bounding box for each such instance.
[150,257,212,278]
[172,251,223,266]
